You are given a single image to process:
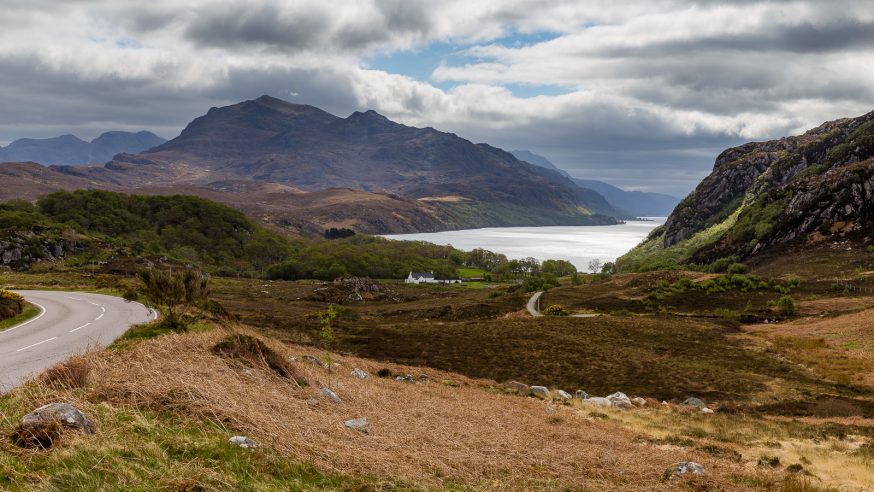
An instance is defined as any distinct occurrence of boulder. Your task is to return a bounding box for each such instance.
[607,392,633,409]
[530,386,551,399]
[13,402,96,449]
[575,390,589,400]
[701,407,714,414]
[682,397,706,408]
[395,374,414,383]
[584,397,612,408]
[503,381,531,395]
[319,387,343,404]
[670,461,705,478]
[302,355,327,368]
[557,390,573,400]
[229,436,258,448]
[351,368,370,379]
[344,418,369,433]
[632,397,647,407]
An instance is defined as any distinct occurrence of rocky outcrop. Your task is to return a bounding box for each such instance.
[625,109,874,267]
[0,232,80,270]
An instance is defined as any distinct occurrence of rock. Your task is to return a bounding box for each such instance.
[557,390,572,400]
[319,387,343,404]
[13,402,96,448]
[306,397,320,408]
[682,397,706,408]
[583,397,612,408]
[670,461,705,478]
[701,407,714,414]
[302,355,327,368]
[395,374,414,383]
[229,436,258,448]
[503,381,531,395]
[530,386,551,399]
[418,373,429,381]
[344,418,369,433]
[632,397,647,407]
[21,403,95,434]
[351,368,370,379]
[575,390,589,400]
[607,392,633,409]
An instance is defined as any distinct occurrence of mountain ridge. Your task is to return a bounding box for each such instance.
[0,131,165,166]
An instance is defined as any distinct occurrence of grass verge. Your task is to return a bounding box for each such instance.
[0,303,41,332]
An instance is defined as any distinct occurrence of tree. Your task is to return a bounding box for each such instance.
[317,305,338,389]
[588,258,603,274]
[136,269,210,330]
[542,259,577,277]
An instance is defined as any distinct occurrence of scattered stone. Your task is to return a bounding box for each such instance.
[395,374,414,383]
[584,397,613,408]
[13,402,96,448]
[701,407,714,414]
[319,387,343,404]
[306,398,320,408]
[344,418,369,433]
[418,373,429,381]
[504,381,531,395]
[632,397,647,407]
[302,355,327,368]
[670,461,705,478]
[607,392,633,409]
[575,390,589,400]
[351,368,370,379]
[530,386,551,399]
[661,401,669,406]
[557,390,573,400]
[682,397,707,408]
[229,436,258,449]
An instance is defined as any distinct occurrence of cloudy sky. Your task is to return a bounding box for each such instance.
[1,0,873,195]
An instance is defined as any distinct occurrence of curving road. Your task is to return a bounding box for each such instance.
[0,291,155,392]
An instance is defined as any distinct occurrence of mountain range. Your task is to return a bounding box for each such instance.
[0,96,625,235]
[0,131,165,165]
[619,109,874,270]
[509,150,680,216]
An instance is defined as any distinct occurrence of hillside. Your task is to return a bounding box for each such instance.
[510,150,679,217]
[619,109,874,271]
[56,96,622,231]
[0,131,165,165]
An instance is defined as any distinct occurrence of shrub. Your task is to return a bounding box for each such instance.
[713,308,739,322]
[376,368,392,378]
[757,455,781,468]
[776,295,797,316]
[727,262,749,274]
[542,304,570,316]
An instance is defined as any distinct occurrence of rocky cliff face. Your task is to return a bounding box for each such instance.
[620,109,874,270]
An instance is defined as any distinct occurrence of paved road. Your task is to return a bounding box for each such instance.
[527,291,544,317]
[0,291,155,392]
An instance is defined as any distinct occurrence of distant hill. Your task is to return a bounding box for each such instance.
[56,95,623,231]
[619,109,874,271]
[510,150,679,217]
[0,131,165,165]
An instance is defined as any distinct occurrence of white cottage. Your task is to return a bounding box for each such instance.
[406,271,437,284]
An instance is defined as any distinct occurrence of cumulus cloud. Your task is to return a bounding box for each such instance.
[0,0,872,195]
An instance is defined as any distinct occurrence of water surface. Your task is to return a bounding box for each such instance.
[383,218,665,270]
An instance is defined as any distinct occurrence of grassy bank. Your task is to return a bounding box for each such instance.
[0,303,41,333]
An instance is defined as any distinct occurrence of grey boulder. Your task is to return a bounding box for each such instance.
[345,418,369,433]
[682,397,706,408]
[607,392,633,409]
[671,461,705,478]
[229,436,258,448]
[584,397,612,408]
[530,386,551,399]
[557,390,573,400]
[503,381,531,395]
[21,402,96,434]
[351,368,370,379]
[319,387,343,404]
[575,390,589,400]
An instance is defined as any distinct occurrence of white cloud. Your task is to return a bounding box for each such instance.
[0,0,872,195]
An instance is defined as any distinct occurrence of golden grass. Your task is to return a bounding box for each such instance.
[69,327,766,490]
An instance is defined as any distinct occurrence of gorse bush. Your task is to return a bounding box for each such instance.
[775,295,797,315]
[542,304,570,316]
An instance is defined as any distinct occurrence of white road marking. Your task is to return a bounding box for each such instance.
[70,323,91,333]
[1,302,46,335]
[16,336,57,352]
[95,313,104,321]
[101,306,106,313]
[64,295,83,301]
